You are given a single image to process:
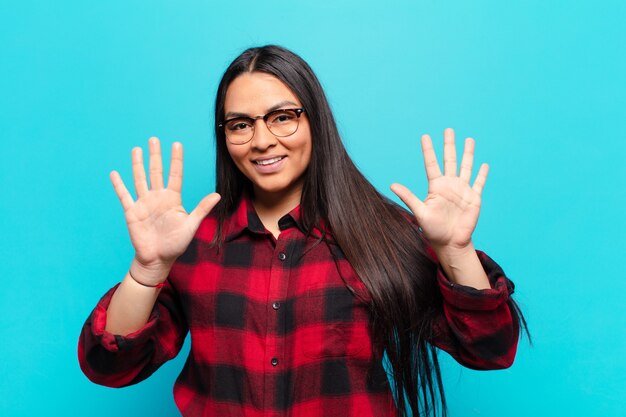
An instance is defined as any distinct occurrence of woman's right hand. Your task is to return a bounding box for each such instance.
[110,137,221,286]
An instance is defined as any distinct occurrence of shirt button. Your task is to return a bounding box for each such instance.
[272,301,281,310]
[278,252,287,261]
[271,358,279,366]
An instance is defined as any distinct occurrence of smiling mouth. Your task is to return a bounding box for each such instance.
[254,156,285,166]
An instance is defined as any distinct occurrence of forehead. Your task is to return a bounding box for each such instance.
[224,72,301,114]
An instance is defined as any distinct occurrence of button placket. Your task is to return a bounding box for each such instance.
[264,234,290,413]
[271,249,285,369]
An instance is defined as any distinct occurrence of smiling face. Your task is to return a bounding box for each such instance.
[223,72,313,205]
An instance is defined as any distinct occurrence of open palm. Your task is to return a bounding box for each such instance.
[110,138,220,278]
[391,128,488,251]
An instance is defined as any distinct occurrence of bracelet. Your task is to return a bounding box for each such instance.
[128,270,166,289]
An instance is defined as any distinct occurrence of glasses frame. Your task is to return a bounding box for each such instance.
[218,108,306,145]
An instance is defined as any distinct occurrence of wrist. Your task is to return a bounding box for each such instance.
[431,242,491,290]
[432,241,476,263]
[128,270,166,289]
[129,257,172,286]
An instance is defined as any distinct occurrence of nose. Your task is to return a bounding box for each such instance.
[250,119,277,150]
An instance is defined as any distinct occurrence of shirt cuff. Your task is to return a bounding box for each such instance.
[436,250,515,311]
[90,283,160,352]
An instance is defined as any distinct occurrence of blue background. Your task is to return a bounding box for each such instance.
[1,1,624,416]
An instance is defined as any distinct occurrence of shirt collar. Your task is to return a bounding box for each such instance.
[223,192,309,242]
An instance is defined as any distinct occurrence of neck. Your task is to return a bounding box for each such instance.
[251,183,302,239]
[252,184,302,220]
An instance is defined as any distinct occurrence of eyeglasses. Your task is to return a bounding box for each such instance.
[218,108,306,145]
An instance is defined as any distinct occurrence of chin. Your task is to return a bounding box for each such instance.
[256,182,294,194]
[251,177,304,198]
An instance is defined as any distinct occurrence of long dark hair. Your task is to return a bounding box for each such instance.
[212,45,526,417]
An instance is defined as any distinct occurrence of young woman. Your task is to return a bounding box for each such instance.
[79,45,526,417]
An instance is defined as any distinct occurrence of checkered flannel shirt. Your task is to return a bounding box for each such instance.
[78,194,519,417]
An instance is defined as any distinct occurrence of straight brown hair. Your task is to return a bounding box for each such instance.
[211,45,527,417]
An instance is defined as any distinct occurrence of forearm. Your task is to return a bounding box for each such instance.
[79,260,188,387]
[431,250,519,369]
[105,260,170,336]
[432,242,491,290]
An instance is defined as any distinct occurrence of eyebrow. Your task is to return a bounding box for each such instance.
[224,100,299,119]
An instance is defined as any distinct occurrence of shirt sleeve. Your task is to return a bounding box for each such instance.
[431,250,520,370]
[77,280,188,387]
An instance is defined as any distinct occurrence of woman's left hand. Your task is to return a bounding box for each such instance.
[390,128,488,253]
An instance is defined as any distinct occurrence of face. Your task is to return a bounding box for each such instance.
[224,72,312,202]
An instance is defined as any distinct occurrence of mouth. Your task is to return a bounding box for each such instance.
[252,155,287,174]
[254,156,285,166]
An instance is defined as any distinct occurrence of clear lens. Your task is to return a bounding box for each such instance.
[267,110,298,136]
[225,118,254,144]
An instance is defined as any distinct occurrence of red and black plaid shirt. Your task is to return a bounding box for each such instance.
[78,194,519,417]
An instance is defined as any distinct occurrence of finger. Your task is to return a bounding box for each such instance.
[148,137,164,190]
[131,147,149,198]
[421,134,443,180]
[472,163,489,195]
[443,128,457,176]
[188,193,222,230]
[390,183,425,224]
[459,137,475,184]
[110,171,134,211]
[167,142,183,193]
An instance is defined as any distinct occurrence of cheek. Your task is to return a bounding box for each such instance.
[226,145,247,169]
[302,142,312,168]
[294,128,313,167]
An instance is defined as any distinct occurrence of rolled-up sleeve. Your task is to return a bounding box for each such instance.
[432,250,520,370]
[77,281,188,387]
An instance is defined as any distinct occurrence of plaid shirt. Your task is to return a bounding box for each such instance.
[78,194,519,417]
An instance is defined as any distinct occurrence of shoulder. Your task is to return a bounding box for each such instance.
[380,198,436,259]
[382,197,417,226]
[193,199,245,245]
[172,209,223,267]
[194,209,221,243]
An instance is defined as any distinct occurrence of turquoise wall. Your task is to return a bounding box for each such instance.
[1,1,624,415]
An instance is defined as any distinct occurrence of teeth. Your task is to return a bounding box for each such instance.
[256,157,283,166]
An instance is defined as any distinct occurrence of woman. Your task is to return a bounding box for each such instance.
[79,45,526,417]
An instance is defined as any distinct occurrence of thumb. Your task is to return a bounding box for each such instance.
[390,183,425,224]
[188,193,221,229]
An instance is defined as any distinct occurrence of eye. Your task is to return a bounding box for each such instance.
[269,110,296,124]
[225,119,253,132]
